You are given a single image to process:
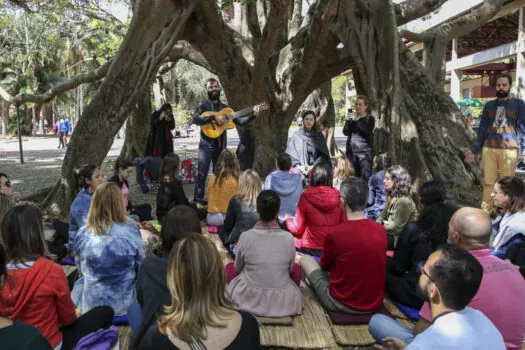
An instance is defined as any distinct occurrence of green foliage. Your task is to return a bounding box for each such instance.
[331,75,347,126]
[168,60,218,110]
[172,104,191,126]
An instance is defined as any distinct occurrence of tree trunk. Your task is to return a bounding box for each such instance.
[120,87,152,160]
[1,100,9,136]
[40,0,197,217]
[303,80,341,157]
[339,1,482,205]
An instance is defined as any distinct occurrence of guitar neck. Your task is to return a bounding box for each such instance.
[230,106,255,120]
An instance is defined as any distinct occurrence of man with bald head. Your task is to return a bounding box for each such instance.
[369,207,525,349]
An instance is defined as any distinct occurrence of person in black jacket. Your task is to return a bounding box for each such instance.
[108,157,152,221]
[506,242,525,279]
[130,205,202,350]
[145,103,175,158]
[192,78,258,206]
[218,169,261,249]
[386,181,459,309]
[155,154,205,222]
[343,95,375,181]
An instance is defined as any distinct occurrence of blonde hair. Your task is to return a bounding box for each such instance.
[213,149,240,187]
[333,157,355,181]
[235,169,262,206]
[86,182,128,234]
[158,235,235,343]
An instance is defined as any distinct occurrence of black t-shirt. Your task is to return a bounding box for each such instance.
[0,320,52,350]
[138,310,261,350]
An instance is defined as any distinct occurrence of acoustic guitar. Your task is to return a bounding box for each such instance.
[200,102,269,139]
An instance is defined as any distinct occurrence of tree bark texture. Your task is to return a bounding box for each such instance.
[338,0,482,204]
[1,100,9,136]
[40,0,197,217]
[119,87,152,161]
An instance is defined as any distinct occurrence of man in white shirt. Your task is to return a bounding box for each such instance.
[375,245,505,350]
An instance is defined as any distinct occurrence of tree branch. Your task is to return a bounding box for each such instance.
[0,60,111,105]
[394,0,447,26]
[399,29,434,43]
[167,41,214,72]
[288,0,303,40]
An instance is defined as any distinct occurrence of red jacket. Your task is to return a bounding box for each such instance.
[0,258,77,347]
[285,186,345,250]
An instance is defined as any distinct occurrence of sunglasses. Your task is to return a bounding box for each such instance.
[417,262,435,282]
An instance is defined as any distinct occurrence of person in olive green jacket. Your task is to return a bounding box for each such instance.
[377,165,417,249]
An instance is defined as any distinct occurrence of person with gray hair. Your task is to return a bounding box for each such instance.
[300,177,387,313]
[369,207,525,350]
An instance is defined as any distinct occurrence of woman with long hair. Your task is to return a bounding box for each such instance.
[285,162,346,255]
[332,157,355,191]
[156,154,205,222]
[377,165,417,249]
[285,110,331,176]
[386,181,458,309]
[219,169,262,248]
[72,182,145,317]
[131,205,202,349]
[145,103,175,158]
[342,95,375,180]
[139,235,261,349]
[0,205,113,350]
[364,152,392,220]
[68,164,105,254]
[207,149,240,227]
[490,176,525,259]
[109,157,152,221]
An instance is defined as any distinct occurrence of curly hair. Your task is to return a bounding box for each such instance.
[387,165,412,198]
[333,157,355,181]
[213,149,240,187]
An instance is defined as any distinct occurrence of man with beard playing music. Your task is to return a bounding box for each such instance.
[465,73,525,211]
[192,78,259,207]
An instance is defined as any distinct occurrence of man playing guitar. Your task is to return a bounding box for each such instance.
[192,78,260,207]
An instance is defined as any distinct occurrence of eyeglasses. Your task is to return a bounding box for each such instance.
[417,262,435,282]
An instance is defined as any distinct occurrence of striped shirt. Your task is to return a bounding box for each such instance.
[472,98,525,153]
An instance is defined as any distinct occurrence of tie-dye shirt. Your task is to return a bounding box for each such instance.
[72,221,144,316]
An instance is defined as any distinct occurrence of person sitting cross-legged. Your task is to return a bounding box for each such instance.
[227,190,303,317]
[369,207,525,350]
[300,177,387,314]
[285,162,346,256]
[374,245,505,350]
[386,181,459,310]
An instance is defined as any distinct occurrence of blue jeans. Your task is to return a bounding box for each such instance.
[194,144,222,204]
[127,302,143,335]
[368,314,415,344]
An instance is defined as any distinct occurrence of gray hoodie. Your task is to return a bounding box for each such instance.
[264,170,303,221]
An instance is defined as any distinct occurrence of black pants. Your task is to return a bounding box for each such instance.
[347,148,372,181]
[194,144,222,204]
[58,131,65,148]
[60,306,114,350]
[386,272,424,310]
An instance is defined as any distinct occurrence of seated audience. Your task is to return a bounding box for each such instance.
[227,190,303,317]
[369,207,525,350]
[375,245,505,350]
[139,235,261,349]
[207,149,240,227]
[219,169,261,247]
[68,164,105,254]
[0,205,113,350]
[301,177,387,313]
[72,182,145,316]
[285,162,345,255]
[0,243,52,350]
[386,181,458,309]
[364,152,391,220]
[490,176,525,259]
[109,157,152,221]
[332,157,354,191]
[264,153,303,221]
[156,154,204,222]
[131,205,202,350]
[377,165,417,249]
